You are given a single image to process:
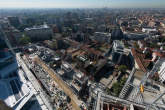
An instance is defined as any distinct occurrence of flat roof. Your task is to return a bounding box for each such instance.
[63,63,69,69]
[75,72,83,79]
[24,25,50,31]
[124,31,148,35]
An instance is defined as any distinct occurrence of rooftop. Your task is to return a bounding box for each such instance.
[24,24,50,31]
[131,48,152,72]
[0,70,30,108]
[95,92,146,110]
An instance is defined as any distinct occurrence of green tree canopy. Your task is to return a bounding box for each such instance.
[118,65,127,73]
[19,35,31,45]
[133,42,139,49]
[111,77,127,96]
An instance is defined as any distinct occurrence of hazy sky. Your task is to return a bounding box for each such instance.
[0,0,165,8]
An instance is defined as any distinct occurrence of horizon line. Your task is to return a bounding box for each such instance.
[0,7,165,9]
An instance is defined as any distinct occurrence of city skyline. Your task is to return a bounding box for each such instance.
[1,2,165,110]
[0,0,165,8]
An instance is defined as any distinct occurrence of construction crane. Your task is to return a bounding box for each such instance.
[140,84,144,93]
[138,58,162,94]
[145,91,165,110]
[152,91,165,104]
[133,58,164,109]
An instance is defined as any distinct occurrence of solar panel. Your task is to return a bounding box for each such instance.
[14,79,24,96]
[10,80,21,101]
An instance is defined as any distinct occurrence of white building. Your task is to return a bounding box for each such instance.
[0,52,30,109]
[24,24,53,40]
[124,32,149,40]
[61,61,74,79]
[112,40,124,52]
[111,40,124,64]
[0,51,50,110]
[61,62,72,73]
[142,27,157,34]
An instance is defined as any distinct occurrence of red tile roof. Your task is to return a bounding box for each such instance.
[153,51,165,58]
[131,48,151,72]
[80,45,102,56]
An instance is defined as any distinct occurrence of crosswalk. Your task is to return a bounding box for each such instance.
[119,83,132,99]
[128,87,144,104]
[119,67,135,99]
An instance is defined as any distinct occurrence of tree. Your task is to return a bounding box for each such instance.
[133,42,139,49]
[17,24,32,32]
[118,65,127,73]
[51,41,57,49]
[120,77,127,86]
[125,44,129,48]
[62,32,67,38]
[19,35,31,45]
[66,96,71,103]
[105,87,111,95]
[111,77,127,96]
[112,82,121,96]
[149,42,159,48]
